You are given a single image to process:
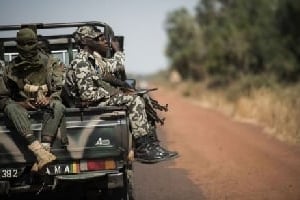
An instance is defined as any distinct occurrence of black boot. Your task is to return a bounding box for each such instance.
[148,128,179,160]
[150,139,179,160]
[152,143,179,160]
[135,135,170,163]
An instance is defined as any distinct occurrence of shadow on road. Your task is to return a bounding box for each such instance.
[134,159,205,200]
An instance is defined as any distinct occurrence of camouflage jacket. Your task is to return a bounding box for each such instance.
[66,50,119,102]
[0,51,65,110]
[93,51,125,78]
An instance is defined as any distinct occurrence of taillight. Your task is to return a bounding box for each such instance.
[80,159,116,171]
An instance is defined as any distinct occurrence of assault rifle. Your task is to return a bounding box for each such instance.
[102,75,168,125]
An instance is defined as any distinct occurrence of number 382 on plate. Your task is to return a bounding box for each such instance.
[0,168,19,178]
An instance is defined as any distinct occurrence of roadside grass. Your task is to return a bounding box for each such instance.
[155,75,300,145]
[232,84,300,144]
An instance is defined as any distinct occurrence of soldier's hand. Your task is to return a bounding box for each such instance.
[18,98,36,110]
[35,96,50,107]
[111,39,120,52]
[35,90,50,107]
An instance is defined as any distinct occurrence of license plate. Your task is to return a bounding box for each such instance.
[0,168,20,178]
[44,162,80,175]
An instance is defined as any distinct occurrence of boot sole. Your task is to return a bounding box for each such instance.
[135,158,166,164]
[135,153,180,164]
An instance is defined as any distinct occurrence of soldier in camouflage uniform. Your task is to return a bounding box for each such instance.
[66,25,173,163]
[0,28,66,172]
[91,27,178,160]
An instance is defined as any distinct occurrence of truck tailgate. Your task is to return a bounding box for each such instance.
[0,106,130,165]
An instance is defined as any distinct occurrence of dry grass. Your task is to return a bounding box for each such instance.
[234,87,300,144]
[164,80,300,145]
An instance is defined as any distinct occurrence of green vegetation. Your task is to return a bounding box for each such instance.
[165,0,300,83]
[162,0,300,144]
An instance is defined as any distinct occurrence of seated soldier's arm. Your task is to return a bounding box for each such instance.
[74,60,110,102]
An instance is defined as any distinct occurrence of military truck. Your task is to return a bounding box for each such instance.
[0,22,134,200]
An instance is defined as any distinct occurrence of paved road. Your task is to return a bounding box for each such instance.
[133,141,205,200]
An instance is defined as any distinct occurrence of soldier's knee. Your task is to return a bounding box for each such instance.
[51,100,65,113]
[4,102,17,113]
[4,102,26,116]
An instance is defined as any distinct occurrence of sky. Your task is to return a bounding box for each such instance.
[0,0,199,75]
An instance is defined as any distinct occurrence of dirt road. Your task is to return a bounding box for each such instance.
[134,86,300,200]
[5,87,300,200]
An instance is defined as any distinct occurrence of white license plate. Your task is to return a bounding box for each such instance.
[0,168,20,178]
[44,162,80,175]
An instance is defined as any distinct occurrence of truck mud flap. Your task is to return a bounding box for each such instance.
[0,181,9,195]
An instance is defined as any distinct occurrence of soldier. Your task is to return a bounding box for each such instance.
[91,28,178,160]
[0,28,66,172]
[92,38,125,80]
[66,25,175,163]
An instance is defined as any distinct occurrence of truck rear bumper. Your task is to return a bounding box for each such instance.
[54,171,124,189]
[0,171,124,195]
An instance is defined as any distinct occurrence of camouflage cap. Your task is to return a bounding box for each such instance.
[74,25,101,39]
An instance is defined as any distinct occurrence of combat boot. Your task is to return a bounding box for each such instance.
[134,135,170,163]
[148,129,179,160]
[31,142,52,172]
[152,143,179,160]
[28,141,56,172]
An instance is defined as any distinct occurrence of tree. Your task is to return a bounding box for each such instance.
[165,0,300,83]
[165,8,204,80]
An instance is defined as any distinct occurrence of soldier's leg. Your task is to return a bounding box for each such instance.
[133,94,178,159]
[106,94,171,163]
[41,100,66,148]
[4,102,56,171]
[107,93,149,137]
[4,102,35,144]
[141,94,178,159]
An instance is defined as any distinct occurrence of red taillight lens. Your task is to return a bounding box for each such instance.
[87,160,105,170]
[80,159,116,171]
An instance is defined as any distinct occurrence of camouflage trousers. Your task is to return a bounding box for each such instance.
[4,100,65,145]
[104,93,150,138]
